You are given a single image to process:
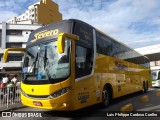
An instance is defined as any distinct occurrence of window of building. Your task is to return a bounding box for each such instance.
[17,18,20,21]
[6,43,22,48]
[8,56,22,61]
[35,8,37,13]
[6,30,22,35]
[0,30,2,47]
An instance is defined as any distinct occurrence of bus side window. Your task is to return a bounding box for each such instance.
[24,56,29,67]
[75,46,93,78]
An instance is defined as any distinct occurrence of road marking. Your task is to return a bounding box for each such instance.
[137,105,160,111]
[145,104,153,107]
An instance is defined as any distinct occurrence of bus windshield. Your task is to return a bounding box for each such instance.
[22,39,71,82]
[152,72,157,80]
[151,70,160,80]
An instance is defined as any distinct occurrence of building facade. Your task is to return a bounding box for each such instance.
[0,22,42,73]
[135,44,160,70]
[7,0,62,25]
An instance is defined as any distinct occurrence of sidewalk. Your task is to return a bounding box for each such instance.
[0,86,26,112]
[0,103,26,112]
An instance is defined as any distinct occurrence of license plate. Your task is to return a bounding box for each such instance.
[33,101,42,106]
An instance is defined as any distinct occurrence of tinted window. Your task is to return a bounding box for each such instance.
[75,46,93,78]
[96,32,112,55]
[73,21,93,49]
[96,31,149,67]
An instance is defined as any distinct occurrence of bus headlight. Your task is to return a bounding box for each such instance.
[20,88,28,97]
[48,87,71,99]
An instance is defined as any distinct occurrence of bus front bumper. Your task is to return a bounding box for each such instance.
[21,93,73,111]
[152,80,160,87]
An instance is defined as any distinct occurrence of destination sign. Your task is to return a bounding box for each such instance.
[31,29,59,43]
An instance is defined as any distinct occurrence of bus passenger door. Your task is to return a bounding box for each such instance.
[74,45,95,108]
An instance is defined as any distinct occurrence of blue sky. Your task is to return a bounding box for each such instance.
[0,0,160,48]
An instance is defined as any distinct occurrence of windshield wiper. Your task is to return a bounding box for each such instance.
[43,47,52,81]
[46,69,51,81]
[44,47,48,68]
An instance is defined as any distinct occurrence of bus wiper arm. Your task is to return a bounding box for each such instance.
[46,69,51,81]
[24,53,38,80]
[31,52,38,73]
[44,47,48,68]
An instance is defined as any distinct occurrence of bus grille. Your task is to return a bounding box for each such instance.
[26,94,49,99]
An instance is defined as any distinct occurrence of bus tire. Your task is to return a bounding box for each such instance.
[142,82,148,93]
[146,82,148,91]
[101,85,112,107]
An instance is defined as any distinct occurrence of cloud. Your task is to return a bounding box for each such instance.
[0,11,18,22]
[55,0,160,48]
[0,0,38,19]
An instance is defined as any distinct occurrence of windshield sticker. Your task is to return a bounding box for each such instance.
[23,67,28,73]
[23,67,33,73]
[37,73,42,79]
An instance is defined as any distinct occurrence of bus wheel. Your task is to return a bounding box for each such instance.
[101,86,111,107]
[142,82,148,93]
[146,82,148,91]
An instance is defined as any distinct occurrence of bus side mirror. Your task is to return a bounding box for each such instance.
[3,48,26,63]
[3,49,9,63]
[57,33,79,54]
[57,34,65,54]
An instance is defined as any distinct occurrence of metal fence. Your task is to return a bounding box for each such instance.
[0,85,22,110]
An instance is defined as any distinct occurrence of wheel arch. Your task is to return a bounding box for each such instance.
[103,83,113,100]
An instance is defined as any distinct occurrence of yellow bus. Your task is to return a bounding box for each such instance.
[3,19,152,110]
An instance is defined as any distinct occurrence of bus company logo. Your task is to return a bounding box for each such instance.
[113,61,128,71]
[31,29,59,43]
[31,88,34,92]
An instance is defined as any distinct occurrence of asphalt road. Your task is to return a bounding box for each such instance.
[1,87,160,120]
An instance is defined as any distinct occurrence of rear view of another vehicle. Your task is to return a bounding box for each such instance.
[152,70,160,87]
